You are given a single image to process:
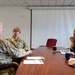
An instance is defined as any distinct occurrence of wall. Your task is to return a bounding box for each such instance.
[0,7,31,49]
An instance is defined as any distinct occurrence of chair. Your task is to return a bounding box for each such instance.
[12,57,24,64]
[39,38,57,48]
[0,62,18,75]
[6,38,10,41]
[46,38,57,47]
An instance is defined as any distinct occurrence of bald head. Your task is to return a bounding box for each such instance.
[0,22,4,36]
[0,22,3,26]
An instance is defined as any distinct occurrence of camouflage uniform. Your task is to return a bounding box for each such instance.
[0,66,15,75]
[9,36,29,51]
[0,38,27,75]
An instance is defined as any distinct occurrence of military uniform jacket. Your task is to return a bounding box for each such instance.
[0,38,27,65]
[9,36,29,51]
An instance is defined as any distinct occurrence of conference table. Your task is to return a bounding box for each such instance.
[15,47,75,75]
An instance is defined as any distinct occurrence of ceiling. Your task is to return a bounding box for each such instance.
[0,0,75,9]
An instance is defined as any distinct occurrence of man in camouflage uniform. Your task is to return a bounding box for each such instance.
[9,27,29,52]
[0,22,32,75]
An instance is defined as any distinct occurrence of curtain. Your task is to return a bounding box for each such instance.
[32,10,75,48]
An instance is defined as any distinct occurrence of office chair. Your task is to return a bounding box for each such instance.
[46,38,57,47]
[0,62,18,75]
[39,38,57,48]
[6,38,10,41]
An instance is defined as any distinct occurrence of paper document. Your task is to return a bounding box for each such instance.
[23,59,44,64]
[69,58,75,61]
[60,50,72,54]
[27,56,45,60]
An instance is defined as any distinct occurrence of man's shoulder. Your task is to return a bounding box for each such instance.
[0,38,8,45]
[9,37,15,41]
[18,38,24,42]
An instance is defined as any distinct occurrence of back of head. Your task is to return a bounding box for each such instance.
[73,29,75,37]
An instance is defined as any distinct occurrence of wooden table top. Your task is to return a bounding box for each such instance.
[15,47,75,75]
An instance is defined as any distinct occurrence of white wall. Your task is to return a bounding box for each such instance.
[0,7,31,49]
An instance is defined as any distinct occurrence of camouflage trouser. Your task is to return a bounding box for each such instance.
[0,67,15,75]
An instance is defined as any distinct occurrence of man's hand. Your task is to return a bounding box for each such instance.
[26,50,32,55]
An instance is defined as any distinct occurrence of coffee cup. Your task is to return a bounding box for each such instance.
[53,46,57,51]
[65,53,72,60]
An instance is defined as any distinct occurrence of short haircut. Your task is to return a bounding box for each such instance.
[13,27,21,33]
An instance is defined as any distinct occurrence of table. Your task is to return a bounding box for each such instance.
[15,47,75,75]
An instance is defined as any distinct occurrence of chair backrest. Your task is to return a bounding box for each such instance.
[46,38,57,47]
[6,38,10,41]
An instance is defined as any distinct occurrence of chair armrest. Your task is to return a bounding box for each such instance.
[12,57,24,64]
[39,45,46,47]
[0,62,18,71]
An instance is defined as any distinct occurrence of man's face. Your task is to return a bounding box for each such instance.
[0,22,4,36]
[13,31,20,37]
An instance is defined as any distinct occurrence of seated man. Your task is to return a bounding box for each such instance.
[0,22,32,75]
[70,29,75,52]
[9,27,29,52]
[9,27,32,63]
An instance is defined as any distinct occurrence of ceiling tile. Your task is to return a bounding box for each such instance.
[25,0,34,6]
[49,1,56,5]
[63,0,73,5]
[17,0,28,6]
[56,0,64,5]
[70,0,75,5]
[41,1,48,5]
[0,1,8,7]
[32,0,41,6]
